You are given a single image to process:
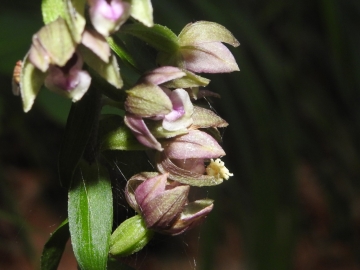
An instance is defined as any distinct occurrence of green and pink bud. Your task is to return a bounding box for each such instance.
[124,67,194,150]
[125,172,213,234]
[88,0,131,37]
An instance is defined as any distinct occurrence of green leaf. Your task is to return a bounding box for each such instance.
[107,36,141,73]
[99,115,147,151]
[20,54,46,113]
[130,0,154,27]
[58,87,101,188]
[41,0,66,24]
[120,23,179,53]
[68,161,113,270]
[41,219,70,270]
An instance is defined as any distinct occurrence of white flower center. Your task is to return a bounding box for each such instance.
[205,159,233,181]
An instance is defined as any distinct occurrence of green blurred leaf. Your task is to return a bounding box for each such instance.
[58,87,101,188]
[40,219,69,270]
[120,23,179,53]
[68,161,113,270]
[99,115,147,151]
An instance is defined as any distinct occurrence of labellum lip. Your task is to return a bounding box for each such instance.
[156,152,225,187]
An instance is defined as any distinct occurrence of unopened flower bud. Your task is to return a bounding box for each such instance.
[109,215,154,257]
[88,0,131,37]
[126,173,190,230]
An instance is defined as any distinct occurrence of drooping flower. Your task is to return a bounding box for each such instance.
[44,52,91,102]
[124,66,194,151]
[125,172,213,235]
[156,130,233,186]
[88,0,131,37]
[157,21,240,73]
[16,17,122,112]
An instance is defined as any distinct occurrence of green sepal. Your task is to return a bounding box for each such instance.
[178,21,240,47]
[40,219,70,270]
[41,0,85,42]
[120,23,179,53]
[191,106,228,129]
[126,83,172,117]
[80,44,123,89]
[20,54,46,113]
[163,70,210,88]
[99,115,148,151]
[68,161,113,270]
[109,215,153,257]
[58,87,101,189]
[29,17,77,72]
[41,0,66,24]
[130,0,154,27]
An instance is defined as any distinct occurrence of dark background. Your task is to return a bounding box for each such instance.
[1,0,360,269]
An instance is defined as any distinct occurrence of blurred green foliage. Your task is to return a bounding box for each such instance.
[1,0,360,269]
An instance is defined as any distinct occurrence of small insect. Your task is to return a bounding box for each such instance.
[12,60,22,96]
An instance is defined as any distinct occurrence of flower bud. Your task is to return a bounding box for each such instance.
[125,172,214,235]
[88,0,131,37]
[109,215,154,257]
[126,173,190,230]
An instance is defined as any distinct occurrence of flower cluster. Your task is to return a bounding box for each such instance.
[14,0,133,112]
[14,0,239,259]
[121,21,239,236]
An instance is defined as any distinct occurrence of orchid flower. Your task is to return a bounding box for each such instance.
[17,17,121,112]
[156,130,233,186]
[157,21,240,73]
[124,66,194,151]
[125,172,213,235]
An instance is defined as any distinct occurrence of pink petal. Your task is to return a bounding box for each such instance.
[163,89,193,131]
[124,114,163,151]
[141,66,186,85]
[163,130,225,159]
[135,174,167,208]
[44,53,91,102]
[181,42,239,73]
